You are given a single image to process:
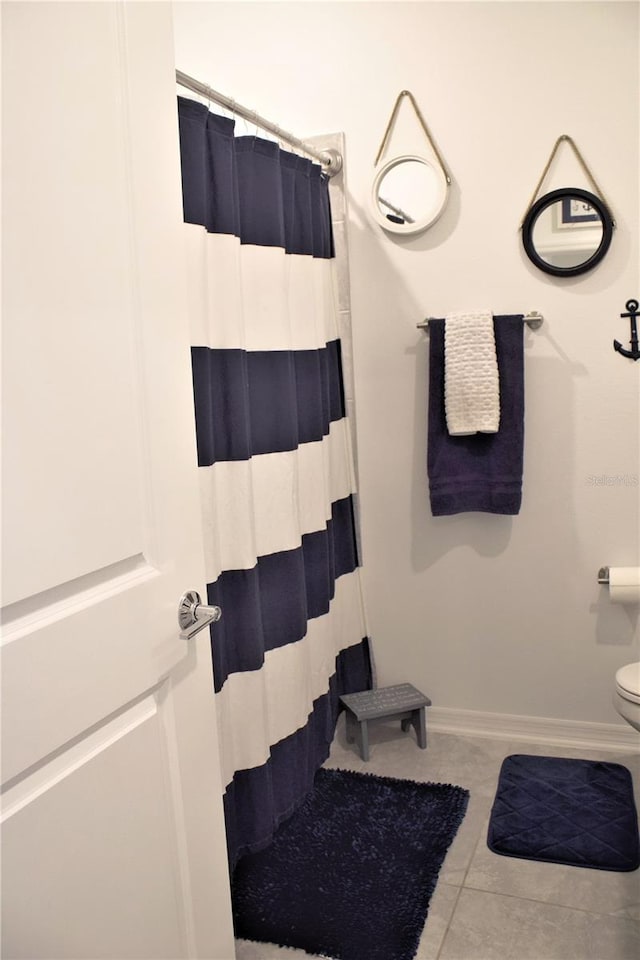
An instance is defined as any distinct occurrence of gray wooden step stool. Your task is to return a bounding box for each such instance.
[339,683,431,761]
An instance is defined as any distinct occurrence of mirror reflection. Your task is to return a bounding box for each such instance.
[522,188,613,277]
[371,156,448,235]
[530,198,603,268]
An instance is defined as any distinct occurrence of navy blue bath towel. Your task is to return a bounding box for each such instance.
[428,316,524,515]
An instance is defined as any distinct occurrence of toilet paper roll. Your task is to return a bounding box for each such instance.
[608,567,640,604]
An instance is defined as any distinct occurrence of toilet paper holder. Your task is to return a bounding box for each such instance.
[597,565,640,604]
[598,566,610,585]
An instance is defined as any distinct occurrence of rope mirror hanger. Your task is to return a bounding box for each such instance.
[371,90,451,236]
[520,135,615,278]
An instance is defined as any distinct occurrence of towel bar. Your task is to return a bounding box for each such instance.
[417,311,544,332]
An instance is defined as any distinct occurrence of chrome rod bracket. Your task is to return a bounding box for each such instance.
[526,310,544,330]
[319,147,343,178]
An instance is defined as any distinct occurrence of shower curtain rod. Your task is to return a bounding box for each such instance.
[176,69,343,177]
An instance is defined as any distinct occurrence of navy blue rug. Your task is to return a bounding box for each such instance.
[232,767,469,960]
[488,754,640,872]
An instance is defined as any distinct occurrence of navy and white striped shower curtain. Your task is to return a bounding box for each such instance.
[177,98,372,869]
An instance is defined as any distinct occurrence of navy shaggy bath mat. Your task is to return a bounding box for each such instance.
[232,767,469,960]
[488,754,639,872]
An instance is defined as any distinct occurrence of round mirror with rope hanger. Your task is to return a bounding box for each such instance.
[370,90,451,236]
[520,135,615,277]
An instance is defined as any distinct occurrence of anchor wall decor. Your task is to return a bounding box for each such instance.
[613,299,640,361]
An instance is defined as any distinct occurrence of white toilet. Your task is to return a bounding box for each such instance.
[614,662,640,732]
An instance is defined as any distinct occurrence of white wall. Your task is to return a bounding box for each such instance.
[173,1,639,727]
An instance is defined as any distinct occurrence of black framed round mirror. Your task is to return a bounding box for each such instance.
[522,188,614,277]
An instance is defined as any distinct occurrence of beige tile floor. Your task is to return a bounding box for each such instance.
[235,718,640,960]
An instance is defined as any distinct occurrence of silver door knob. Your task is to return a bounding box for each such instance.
[178,590,222,639]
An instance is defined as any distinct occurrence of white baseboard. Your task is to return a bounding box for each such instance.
[428,706,640,754]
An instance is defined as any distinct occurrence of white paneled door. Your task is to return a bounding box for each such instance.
[1,3,235,957]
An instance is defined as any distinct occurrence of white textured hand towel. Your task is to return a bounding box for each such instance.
[444,310,500,436]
